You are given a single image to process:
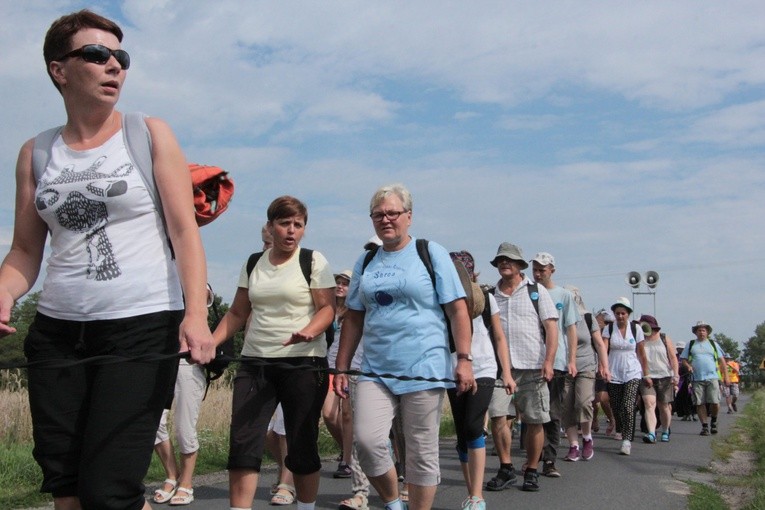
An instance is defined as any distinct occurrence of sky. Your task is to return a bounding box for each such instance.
[1,1,764,353]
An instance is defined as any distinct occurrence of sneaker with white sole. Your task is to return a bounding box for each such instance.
[582,439,594,460]
[619,440,631,456]
[564,445,580,462]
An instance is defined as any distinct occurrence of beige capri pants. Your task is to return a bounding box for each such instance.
[353,381,445,487]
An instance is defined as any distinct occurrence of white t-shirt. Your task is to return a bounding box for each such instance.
[238,247,335,358]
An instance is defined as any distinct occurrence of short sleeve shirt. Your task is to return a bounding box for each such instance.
[238,247,335,358]
[603,322,645,383]
[346,238,465,395]
[494,277,558,370]
[546,286,580,371]
[680,340,720,381]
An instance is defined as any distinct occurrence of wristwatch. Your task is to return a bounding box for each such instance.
[457,353,473,362]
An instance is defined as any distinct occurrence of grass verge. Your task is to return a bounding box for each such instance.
[688,389,765,510]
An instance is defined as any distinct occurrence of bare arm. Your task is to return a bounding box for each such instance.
[212,287,251,346]
[663,335,679,382]
[719,355,730,385]
[147,117,214,364]
[591,329,610,382]
[490,311,516,394]
[0,140,49,337]
[333,309,365,399]
[444,298,475,395]
[637,341,652,387]
[565,322,578,378]
[542,318,558,381]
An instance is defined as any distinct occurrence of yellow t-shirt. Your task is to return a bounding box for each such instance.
[727,360,740,384]
[238,248,335,358]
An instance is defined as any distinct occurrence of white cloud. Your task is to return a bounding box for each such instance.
[1,0,765,349]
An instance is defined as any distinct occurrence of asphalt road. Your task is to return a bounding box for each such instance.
[140,397,744,510]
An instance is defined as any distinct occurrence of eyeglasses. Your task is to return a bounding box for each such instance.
[57,44,131,70]
[370,210,408,222]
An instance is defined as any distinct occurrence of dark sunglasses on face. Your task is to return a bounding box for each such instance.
[57,44,130,70]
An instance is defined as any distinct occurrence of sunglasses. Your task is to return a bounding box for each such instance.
[57,44,130,70]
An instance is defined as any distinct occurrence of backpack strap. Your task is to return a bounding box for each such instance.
[527,282,541,318]
[526,282,545,342]
[32,126,63,183]
[121,112,169,237]
[585,312,595,349]
[415,238,436,289]
[361,246,379,274]
[246,252,264,279]
[481,289,493,333]
[298,248,313,286]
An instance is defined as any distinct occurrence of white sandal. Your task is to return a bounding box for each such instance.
[169,487,194,506]
[153,478,178,504]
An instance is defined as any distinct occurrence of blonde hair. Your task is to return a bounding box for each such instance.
[369,184,412,213]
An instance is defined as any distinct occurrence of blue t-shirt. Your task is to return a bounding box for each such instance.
[346,238,465,395]
[546,286,580,372]
[681,339,720,381]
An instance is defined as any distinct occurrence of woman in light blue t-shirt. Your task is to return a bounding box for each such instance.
[333,184,475,510]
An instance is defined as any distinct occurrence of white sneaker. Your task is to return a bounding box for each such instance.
[620,440,631,456]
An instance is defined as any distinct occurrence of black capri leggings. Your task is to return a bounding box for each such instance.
[447,377,495,454]
[228,356,329,474]
[25,310,181,510]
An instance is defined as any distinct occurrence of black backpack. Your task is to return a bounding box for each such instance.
[203,295,232,386]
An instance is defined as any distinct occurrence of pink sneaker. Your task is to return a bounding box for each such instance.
[564,445,580,462]
[582,439,594,460]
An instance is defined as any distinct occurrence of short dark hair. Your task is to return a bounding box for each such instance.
[267,196,308,224]
[43,9,124,92]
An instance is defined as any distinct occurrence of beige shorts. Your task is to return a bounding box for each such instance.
[488,386,515,419]
[640,376,674,403]
[512,369,550,425]
[692,379,721,406]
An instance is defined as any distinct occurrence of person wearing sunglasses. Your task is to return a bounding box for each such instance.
[0,10,214,510]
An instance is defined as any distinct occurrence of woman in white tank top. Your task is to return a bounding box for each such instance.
[637,315,679,444]
[0,10,214,510]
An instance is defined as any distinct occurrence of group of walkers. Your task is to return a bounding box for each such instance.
[0,8,740,510]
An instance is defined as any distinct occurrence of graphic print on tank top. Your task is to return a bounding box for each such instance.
[35,155,132,281]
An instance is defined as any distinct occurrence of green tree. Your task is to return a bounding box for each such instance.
[0,291,40,370]
[741,321,765,381]
[713,332,740,360]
